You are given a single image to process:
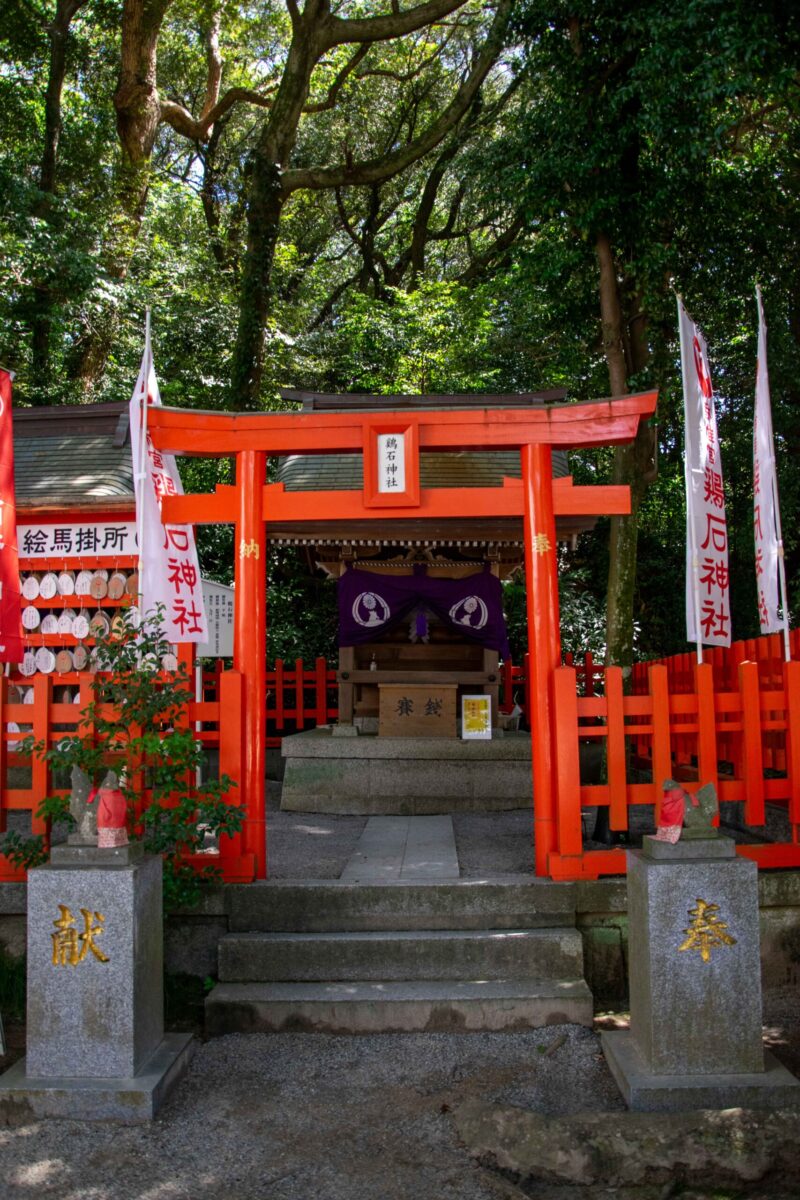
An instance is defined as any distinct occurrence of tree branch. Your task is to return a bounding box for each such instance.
[284,0,511,193]
[160,85,277,140]
[199,6,223,122]
[304,44,371,112]
[458,214,525,283]
[310,272,361,329]
[325,0,467,47]
[334,188,364,251]
[355,30,455,83]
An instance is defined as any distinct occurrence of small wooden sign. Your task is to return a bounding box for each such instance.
[378,683,457,738]
[462,695,492,740]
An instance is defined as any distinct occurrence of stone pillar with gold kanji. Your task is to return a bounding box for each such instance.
[601,836,800,1111]
[0,846,194,1122]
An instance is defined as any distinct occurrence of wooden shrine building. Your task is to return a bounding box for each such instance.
[274,390,597,735]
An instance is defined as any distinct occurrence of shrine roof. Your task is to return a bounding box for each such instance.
[277,449,569,492]
[13,402,134,510]
[277,389,569,491]
[281,388,569,410]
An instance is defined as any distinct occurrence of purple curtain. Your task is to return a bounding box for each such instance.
[338,564,510,657]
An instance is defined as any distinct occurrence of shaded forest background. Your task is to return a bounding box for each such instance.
[1,0,798,666]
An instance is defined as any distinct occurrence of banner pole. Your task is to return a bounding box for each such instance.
[774,477,791,662]
[136,310,151,615]
[757,285,792,662]
[677,294,704,665]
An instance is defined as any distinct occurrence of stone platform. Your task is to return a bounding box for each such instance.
[280,728,533,814]
[0,1033,195,1123]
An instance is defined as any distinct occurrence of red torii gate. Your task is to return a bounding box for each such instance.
[149,392,658,879]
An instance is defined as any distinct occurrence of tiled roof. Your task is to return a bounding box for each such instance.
[13,403,134,508]
[277,449,570,492]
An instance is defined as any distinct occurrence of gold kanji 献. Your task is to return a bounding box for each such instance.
[51,905,110,967]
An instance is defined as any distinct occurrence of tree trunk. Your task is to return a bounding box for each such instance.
[229,14,324,409]
[229,156,285,410]
[597,232,656,675]
[29,0,87,396]
[68,0,171,393]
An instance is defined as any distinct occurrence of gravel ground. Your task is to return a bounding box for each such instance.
[453,811,535,877]
[0,1025,633,1200]
[2,1014,799,1200]
[4,793,798,1198]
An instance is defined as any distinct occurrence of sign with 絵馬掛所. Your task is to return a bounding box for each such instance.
[17,521,138,560]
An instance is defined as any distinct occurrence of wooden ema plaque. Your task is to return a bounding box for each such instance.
[378,683,457,738]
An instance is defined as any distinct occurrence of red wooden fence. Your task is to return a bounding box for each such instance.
[548,654,800,880]
[0,670,253,884]
[5,643,799,884]
[201,656,339,744]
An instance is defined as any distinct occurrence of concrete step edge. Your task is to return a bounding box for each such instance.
[219,928,582,945]
[207,978,592,1002]
[204,979,594,1034]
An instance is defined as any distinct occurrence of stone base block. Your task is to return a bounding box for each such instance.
[0,1033,195,1123]
[280,729,533,814]
[601,1030,800,1112]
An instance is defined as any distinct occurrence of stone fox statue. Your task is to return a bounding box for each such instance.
[68,766,128,848]
[68,765,96,844]
[655,779,719,843]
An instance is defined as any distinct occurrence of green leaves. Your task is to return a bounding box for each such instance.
[7,608,244,912]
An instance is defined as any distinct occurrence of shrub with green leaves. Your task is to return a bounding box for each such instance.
[1,608,243,910]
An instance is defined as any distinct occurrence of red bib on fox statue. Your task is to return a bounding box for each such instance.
[654,780,689,844]
[92,770,129,848]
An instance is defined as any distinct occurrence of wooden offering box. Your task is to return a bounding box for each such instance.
[378,683,457,738]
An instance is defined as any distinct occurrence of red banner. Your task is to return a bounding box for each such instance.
[0,370,23,662]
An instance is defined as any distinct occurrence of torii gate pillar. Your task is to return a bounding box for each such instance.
[521,443,561,876]
[234,450,267,878]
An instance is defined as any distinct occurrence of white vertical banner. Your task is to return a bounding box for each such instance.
[678,298,731,650]
[753,285,789,649]
[128,325,208,643]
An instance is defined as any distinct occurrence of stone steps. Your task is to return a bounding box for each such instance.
[206,877,593,1035]
[226,877,577,932]
[217,927,584,983]
[205,979,593,1036]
